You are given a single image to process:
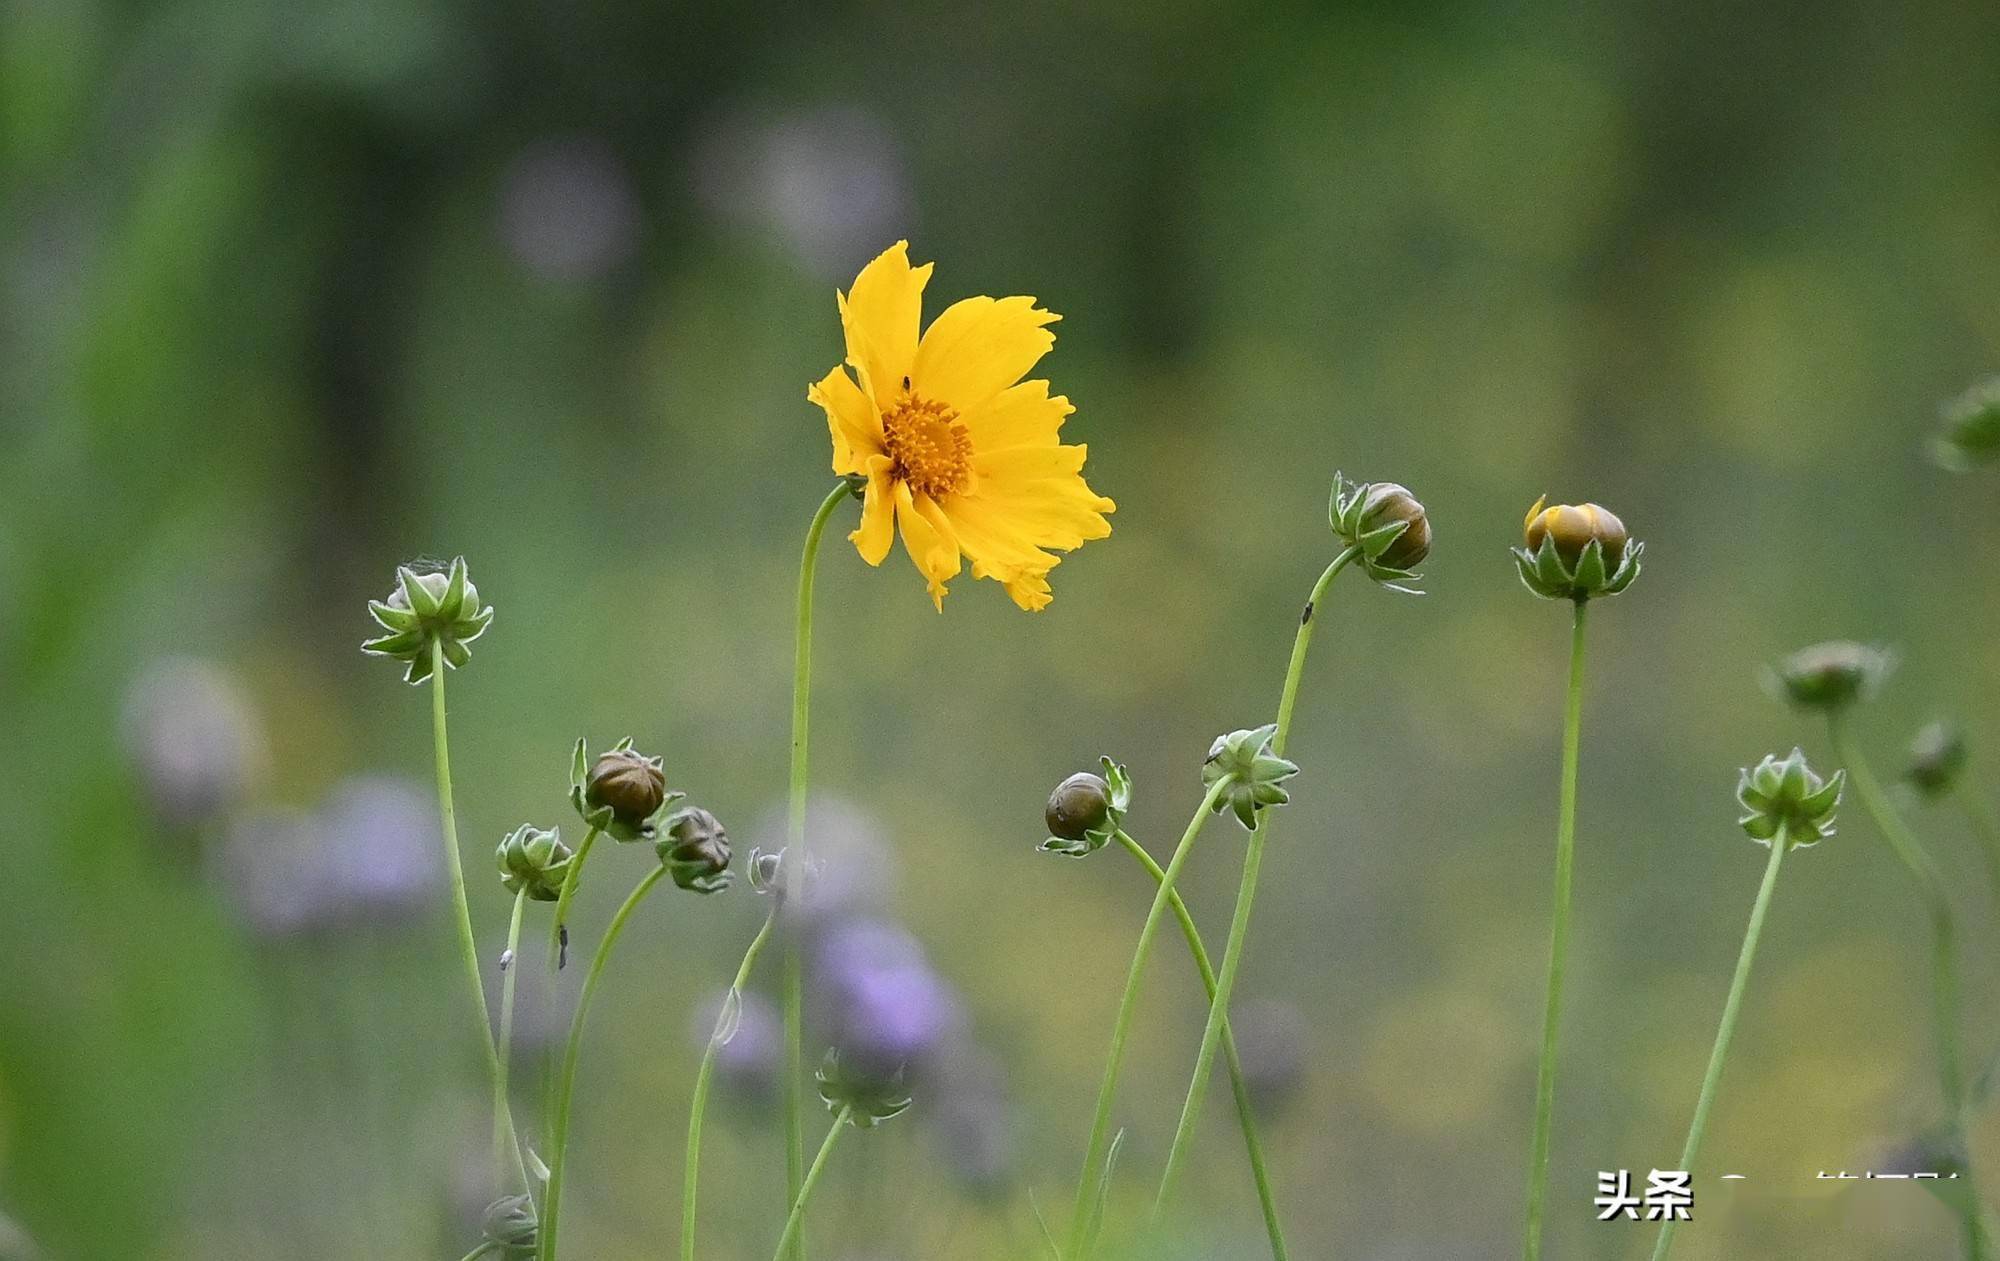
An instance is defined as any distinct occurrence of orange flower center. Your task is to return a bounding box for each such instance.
[881,392,972,498]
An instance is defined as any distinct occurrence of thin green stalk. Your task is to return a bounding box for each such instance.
[781,481,852,1261]
[538,866,669,1261]
[1112,831,1287,1260]
[1829,715,1987,1261]
[430,640,529,1195]
[1523,597,1588,1261]
[771,1107,854,1261]
[496,885,528,1188]
[1152,547,1358,1225]
[682,908,780,1261]
[1065,775,1236,1260]
[547,825,602,972]
[1651,823,1790,1261]
[458,1245,497,1261]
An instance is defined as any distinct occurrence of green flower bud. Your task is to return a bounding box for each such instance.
[1736,748,1844,848]
[747,846,785,895]
[1764,641,1895,713]
[816,1049,913,1128]
[1513,497,1642,602]
[1329,472,1429,592]
[659,806,732,894]
[360,558,494,684]
[1039,758,1132,857]
[1905,721,1969,801]
[496,823,574,902]
[1202,724,1300,832]
[1932,376,2000,473]
[481,1193,537,1256]
[569,737,681,842]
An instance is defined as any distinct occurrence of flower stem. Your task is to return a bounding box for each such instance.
[1151,547,1359,1227]
[780,481,851,1261]
[497,885,528,1191]
[1650,823,1790,1261]
[770,1107,853,1261]
[682,907,780,1261]
[430,640,529,1196]
[1065,775,1236,1260]
[547,826,602,972]
[538,866,669,1261]
[1523,597,1589,1261]
[457,1245,497,1261]
[1829,715,1987,1260]
[1112,830,1287,1261]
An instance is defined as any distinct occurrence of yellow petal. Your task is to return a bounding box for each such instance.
[942,496,1059,582]
[849,455,896,565]
[1003,568,1054,612]
[807,365,884,475]
[840,241,931,410]
[959,380,1074,453]
[912,295,1058,413]
[895,482,960,610]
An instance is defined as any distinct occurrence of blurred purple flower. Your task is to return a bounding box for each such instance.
[810,916,964,1080]
[317,775,444,926]
[691,105,911,281]
[120,657,265,832]
[689,986,782,1101]
[498,134,641,282]
[212,775,442,939]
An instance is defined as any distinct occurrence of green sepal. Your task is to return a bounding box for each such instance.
[1203,724,1299,833]
[816,1050,913,1128]
[1571,538,1608,593]
[398,566,442,619]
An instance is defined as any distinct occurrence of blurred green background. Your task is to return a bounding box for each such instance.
[4,0,1999,1257]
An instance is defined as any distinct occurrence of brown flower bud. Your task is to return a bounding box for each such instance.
[586,748,666,830]
[1045,772,1113,843]
[1357,482,1431,572]
[660,806,732,894]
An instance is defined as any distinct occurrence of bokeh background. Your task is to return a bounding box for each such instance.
[4,1,1999,1257]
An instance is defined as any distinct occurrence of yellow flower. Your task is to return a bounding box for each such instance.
[807,241,1114,611]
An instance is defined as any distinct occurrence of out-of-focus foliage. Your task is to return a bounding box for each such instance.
[3,0,1998,1256]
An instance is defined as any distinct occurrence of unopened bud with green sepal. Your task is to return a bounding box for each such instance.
[1905,721,1969,801]
[1202,724,1299,832]
[1513,497,1642,602]
[816,1049,912,1128]
[1330,472,1430,593]
[1932,376,2000,473]
[658,806,732,894]
[1041,758,1132,857]
[1764,641,1895,714]
[360,557,493,684]
[569,737,681,842]
[497,823,574,902]
[1736,748,1844,848]
[481,1194,537,1256]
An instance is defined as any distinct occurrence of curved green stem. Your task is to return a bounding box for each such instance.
[537,866,669,1261]
[496,885,528,1190]
[1830,715,1987,1260]
[682,908,780,1261]
[1523,598,1588,1261]
[457,1244,497,1261]
[771,1107,853,1261]
[1650,824,1790,1261]
[1112,831,1287,1260]
[780,481,852,1261]
[430,640,529,1196]
[1065,775,1236,1260]
[546,826,602,972]
[1152,547,1359,1228]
